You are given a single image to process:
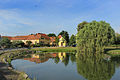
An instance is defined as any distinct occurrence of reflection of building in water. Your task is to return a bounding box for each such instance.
[58,52,66,61]
[24,53,58,64]
[24,58,49,64]
[24,54,49,64]
[50,53,57,58]
[32,54,40,58]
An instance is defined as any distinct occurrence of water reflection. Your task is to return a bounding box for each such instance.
[23,53,70,65]
[11,52,120,80]
[76,53,115,80]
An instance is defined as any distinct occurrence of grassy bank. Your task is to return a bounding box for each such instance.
[105,46,120,57]
[31,47,77,52]
[31,46,120,57]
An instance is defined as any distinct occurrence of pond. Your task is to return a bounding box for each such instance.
[11,52,120,80]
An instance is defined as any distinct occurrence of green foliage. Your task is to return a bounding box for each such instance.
[76,54,115,80]
[77,21,115,53]
[47,33,56,37]
[55,36,59,46]
[12,41,25,48]
[0,38,11,49]
[58,30,69,43]
[32,47,76,52]
[62,54,69,66]
[77,21,88,32]
[115,33,120,44]
[26,41,32,48]
[69,34,76,46]
[54,57,60,64]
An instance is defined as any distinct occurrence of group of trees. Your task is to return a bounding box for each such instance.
[48,31,76,47]
[0,38,33,49]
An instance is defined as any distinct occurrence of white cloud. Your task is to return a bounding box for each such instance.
[0,9,37,27]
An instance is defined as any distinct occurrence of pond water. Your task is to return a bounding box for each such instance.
[11,52,120,80]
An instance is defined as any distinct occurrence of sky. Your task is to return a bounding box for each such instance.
[0,0,120,36]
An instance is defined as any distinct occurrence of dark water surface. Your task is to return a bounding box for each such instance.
[11,53,120,80]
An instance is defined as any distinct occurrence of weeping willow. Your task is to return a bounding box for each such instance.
[77,21,115,54]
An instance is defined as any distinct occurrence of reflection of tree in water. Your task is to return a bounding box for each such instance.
[111,56,120,68]
[53,53,76,66]
[54,57,60,64]
[76,53,115,80]
[70,53,76,63]
[62,54,69,66]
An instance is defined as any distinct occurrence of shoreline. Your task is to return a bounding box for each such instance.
[0,49,31,80]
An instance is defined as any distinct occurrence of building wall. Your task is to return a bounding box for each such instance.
[11,39,50,45]
[11,39,40,44]
[58,37,67,47]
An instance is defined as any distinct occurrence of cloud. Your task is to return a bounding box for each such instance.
[0,9,37,35]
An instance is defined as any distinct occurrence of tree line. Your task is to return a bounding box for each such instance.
[0,21,120,50]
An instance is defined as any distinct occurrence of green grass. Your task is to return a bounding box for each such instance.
[31,47,77,52]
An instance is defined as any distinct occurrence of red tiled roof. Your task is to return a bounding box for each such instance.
[2,36,13,39]
[2,33,50,40]
[50,53,57,57]
[24,58,49,63]
[58,35,62,39]
[50,37,56,42]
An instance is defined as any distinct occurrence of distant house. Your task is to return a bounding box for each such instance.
[58,35,67,47]
[2,33,50,45]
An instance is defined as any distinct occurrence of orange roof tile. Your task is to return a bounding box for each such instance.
[58,35,62,39]
[2,33,50,40]
[50,37,56,42]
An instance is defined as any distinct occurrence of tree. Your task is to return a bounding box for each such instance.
[47,33,56,37]
[12,41,25,48]
[55,37,59,46]
[115,33,120,44]
[26,41,32,48]
[69,34,76,46]
[77,21,115,53]
[58,30,69,43]
[77,21,88,32]
[0,38,11,49]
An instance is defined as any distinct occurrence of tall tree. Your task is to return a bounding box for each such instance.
[55,37,59,46]
[47,33,56,37]
[77,21,115,53]
[115,33,120,44]
[69,34,76,46]
[0,38,11,49]
[58,30,69,43]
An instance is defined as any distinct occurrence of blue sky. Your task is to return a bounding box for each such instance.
[0,0,120,36]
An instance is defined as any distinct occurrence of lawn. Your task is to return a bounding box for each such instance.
[31,47,77,52]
